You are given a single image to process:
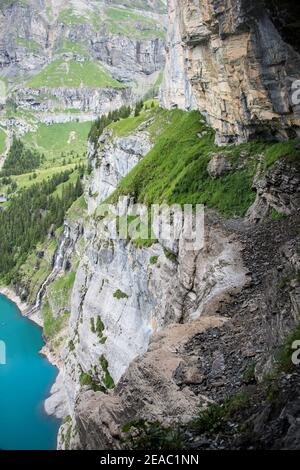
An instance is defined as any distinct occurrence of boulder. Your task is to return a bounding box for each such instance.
[207,154,231,178]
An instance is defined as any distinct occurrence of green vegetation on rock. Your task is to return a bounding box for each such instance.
[47,271,76,313]
[42,302,70,340]
[273,322,300,374]
[122,421,183,450]
[113,289,129,299]
[104,6,165,39]
[67,195,87,222]
[79,371,102,392]
[109,108,300,217]
[55,40,88,57]
[91,315,107,343]
[163,248,177,263]
[100,354,115,389]
[271,209,287,220]
[192,392,250,435]
[16,37,40,50]
[58,8,86,25]
[17,236,58,303]
[108,0,166,13]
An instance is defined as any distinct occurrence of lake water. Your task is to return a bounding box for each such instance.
[0,294,60,450]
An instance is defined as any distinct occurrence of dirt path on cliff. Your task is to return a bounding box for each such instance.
[181,209,300,401]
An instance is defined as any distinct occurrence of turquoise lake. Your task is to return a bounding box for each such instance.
[0,294,60,450]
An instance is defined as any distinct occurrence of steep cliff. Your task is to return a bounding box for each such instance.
[161,0,300,144]
[55,106,251,449]
[28,101,298,449]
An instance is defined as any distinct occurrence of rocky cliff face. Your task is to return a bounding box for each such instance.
[72,156,300,450]
[0,0,166,119]
[15,86,134,117]
[50,111,248,448]
[161,0,300,144]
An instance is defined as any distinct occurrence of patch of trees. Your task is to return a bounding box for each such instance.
[0,169,83,283]
[134,100,144,117]
[0,176,13,185]
[1,137,43,177]
[88,104,132,146]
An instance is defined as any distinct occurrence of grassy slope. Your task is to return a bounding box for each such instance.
[57,3,165,39]
[0,120,89,195]
[109,108,300,217]
[0,120,91,192]
[58,7,87,25]
[22,121,90,163]
[13,163,78,190]
[55,40,88,57]
[105,6,165,39]
[46,271,76,314]
[27,59,124,89]
[67,194,87,222]
[16,37,40,50]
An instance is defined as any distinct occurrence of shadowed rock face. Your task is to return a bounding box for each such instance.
[161,0,300,144]
[266,0,300,53]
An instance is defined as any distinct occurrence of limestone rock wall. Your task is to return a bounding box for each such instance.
[161,0,300,144]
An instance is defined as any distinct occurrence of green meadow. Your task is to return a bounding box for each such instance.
[27,59,124,89]
[22,121,91,165]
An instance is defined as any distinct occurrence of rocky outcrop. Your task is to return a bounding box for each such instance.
[14,86,133,115]
[74,199,300,449]
[63,209,247,394]
[86,125,152,213]
[160,0,197,110]
[247,157,300,221]
[207,153,232,178]
[0,1,48,75]
[75,316,226,450]
[161,0,300,144]
[40,100,299,449]
[91,34,165,86]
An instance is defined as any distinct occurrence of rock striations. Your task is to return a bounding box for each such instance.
[161,0,300,144]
